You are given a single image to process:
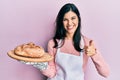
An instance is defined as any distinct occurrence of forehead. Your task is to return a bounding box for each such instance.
[64,11,77,18]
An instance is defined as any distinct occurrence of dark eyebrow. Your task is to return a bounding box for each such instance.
[63,16,77,20]
[72,16,77,18]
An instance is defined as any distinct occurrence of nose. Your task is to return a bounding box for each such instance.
[68,20,72,26]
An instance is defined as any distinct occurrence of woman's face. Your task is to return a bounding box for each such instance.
[63,11,79,36]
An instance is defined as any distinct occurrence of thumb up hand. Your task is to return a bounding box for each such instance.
[84,40,96,56]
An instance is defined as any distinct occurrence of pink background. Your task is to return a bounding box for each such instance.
[0,0,120,80]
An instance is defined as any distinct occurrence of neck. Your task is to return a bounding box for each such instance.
[66,33,74,40]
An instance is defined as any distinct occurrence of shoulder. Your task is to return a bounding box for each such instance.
[82,35,91,42]
[48,39,55,47]
[82,35,94,46]
[47,39,60,47]
[47,39,58,56]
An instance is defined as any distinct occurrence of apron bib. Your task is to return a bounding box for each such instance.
[48,38,84,80]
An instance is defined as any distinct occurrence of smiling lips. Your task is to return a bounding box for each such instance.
[67,25,75,31]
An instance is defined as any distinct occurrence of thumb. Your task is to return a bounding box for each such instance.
[89,40,95,47]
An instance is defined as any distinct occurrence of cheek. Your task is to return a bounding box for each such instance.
[63,22,67,28]
[75,20,79,27]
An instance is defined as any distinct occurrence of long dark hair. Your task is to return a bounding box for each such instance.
[53,3,82,52]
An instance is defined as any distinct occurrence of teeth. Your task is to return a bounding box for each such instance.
[67,26,73,29]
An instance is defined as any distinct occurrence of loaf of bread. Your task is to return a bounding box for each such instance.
[14,42,44,58]
[7,42,53,62]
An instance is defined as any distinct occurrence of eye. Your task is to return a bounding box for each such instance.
[71,17,76,20]
[63,18,67,21]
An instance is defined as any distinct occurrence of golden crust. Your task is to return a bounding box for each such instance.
[7,42,53,62]
[14,42,44,58]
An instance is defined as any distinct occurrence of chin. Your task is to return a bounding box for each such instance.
[67,31,75,34]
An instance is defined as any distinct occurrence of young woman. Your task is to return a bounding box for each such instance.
[22,3,110,80]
